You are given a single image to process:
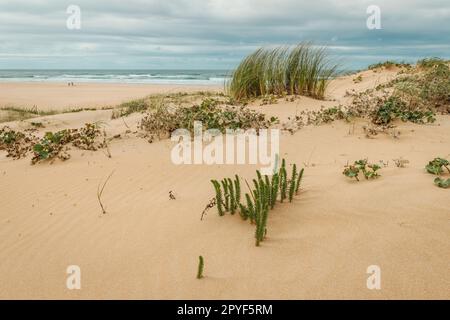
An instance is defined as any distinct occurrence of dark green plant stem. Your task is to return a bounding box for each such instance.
[221,179,230,211]
[289,164,297,202]
[228,178,236,214]
[295,168,304,194]
[197,256,204,279]
[211,180,224,216]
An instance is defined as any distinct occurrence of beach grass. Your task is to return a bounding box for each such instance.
[227,42,338,101]
[0,105,104,123]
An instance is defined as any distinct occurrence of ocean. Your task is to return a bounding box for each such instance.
[0,70,230,85]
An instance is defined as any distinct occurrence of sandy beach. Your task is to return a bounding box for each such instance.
[0,82,222,111]
[0,68,449,299]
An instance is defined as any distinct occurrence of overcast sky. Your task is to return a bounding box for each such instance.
[0,0,449,70]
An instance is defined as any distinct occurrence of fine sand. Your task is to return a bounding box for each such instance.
[0,82,222,111]
[0,71,449,299]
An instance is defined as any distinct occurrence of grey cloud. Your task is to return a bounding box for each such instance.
[0,0,449,69]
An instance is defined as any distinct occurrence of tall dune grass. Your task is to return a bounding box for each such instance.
[227,43,337,101]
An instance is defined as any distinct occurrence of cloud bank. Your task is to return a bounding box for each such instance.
[0,0,449,69]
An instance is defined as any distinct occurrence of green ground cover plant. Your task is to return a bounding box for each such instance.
[140,98,278,140]
[343,159,381,181]
[425,157,450,189]
[0,126,37,159]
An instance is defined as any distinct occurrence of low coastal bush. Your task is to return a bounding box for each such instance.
[281,58,448,135]
[343,159,381,181]
[393,61,450,113]
[0,126,37,159]
[140,98,278,140]
[417,57,447,69]
[211,159,304,246]
[227,42,337,101]
[370,96,436,125]
[368,60,411,71]
[32,130,73,163]
[31,123,106,164]
[1,123,106,164]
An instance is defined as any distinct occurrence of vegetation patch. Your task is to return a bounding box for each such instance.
[227,42,337,101]
[425,157,450,189]
[0,126,37,159]
[32,123,105,164]
[343,159,382,181]
[210,159,304,246]
[140,98,278,140]
[425,158,450,176]
[368,60,411,71]
[111,91,227,119]
[434,177,450,189]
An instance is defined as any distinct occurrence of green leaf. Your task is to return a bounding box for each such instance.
[434,177,450,189]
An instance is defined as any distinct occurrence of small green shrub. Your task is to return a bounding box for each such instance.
[425,158,450,189]
[31,123,105,164]
[434,177,450,189]
[343,159,381,181]
[371,96,435,125]
[140,98,278,140]
[368,60,410,70]
[425,158,450,175]
[353,75,363,83]
[0,126,37,159]
[32,130,72,163]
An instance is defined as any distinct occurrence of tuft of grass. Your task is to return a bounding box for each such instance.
[197,256,204,279]
[227,42,337,101]
[112,99,150,118]
[97,170,114,214]
[417,57,447,69]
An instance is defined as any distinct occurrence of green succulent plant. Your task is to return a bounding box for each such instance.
[426,158,450,175]
[343,159,381,181]
[211,175,242,216]
[434,177,450,189]
[210,159,304,246]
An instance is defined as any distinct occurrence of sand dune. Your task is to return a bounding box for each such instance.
[0,71,449,299]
